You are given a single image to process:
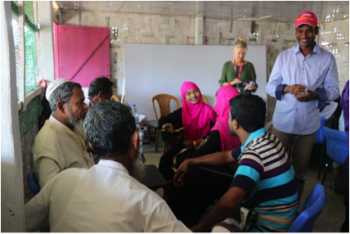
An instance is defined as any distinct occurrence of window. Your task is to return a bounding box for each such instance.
[11,1,39,105]
[11,11,20,96]
[25,23,38,94]
[24,1,38,94]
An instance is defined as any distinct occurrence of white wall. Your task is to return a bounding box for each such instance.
[38,1,55,82]
[58,11,296,121]
[320,19,349,92]
[1,1,26,231]
[125,43,266,120]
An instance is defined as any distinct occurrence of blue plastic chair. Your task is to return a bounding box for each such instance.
[27,170,40,195]
[315,117,326,144]
[315,117,326,179]
[321,127,349,185]
[288,184,327,232]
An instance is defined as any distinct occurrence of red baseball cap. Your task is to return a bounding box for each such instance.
[295,11,318,28]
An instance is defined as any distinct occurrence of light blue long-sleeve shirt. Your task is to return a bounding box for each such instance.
[266,43,339,135]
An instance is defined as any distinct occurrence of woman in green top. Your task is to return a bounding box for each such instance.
[219,37,258,94]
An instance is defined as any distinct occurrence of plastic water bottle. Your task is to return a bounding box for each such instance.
[138,127,146,163]
[131,104,139,127]
[138,127,143,153]
[131,104,146,163]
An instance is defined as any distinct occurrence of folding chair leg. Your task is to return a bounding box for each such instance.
[147,126,151,143]
[321,159,333,185]
[317,146,325,180]
[155,129,159,153]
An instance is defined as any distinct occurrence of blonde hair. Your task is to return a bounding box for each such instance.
[234,37,247,49]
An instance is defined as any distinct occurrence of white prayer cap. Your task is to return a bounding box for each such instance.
[46,78,72,100]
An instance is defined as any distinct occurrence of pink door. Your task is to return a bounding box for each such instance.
[54,24,110,87]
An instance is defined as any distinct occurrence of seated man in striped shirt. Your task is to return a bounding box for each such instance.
[174,94,298,232]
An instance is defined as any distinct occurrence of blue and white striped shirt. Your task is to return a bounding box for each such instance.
[231,129,298,232]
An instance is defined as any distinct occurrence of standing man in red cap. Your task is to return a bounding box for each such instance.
[266,11,339,202]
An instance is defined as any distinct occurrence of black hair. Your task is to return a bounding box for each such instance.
[229,94,266,133]
[83,100,136,158]
[88,77,113,98]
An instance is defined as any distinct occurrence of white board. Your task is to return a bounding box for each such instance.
[125,43,266,120]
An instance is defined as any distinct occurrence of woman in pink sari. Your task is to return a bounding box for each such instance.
[210,86,242,151]
[167,86,241,227]
[174,86,241,167]
[158,81,216,180]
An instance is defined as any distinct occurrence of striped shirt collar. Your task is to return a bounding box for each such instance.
[240,127,266,152]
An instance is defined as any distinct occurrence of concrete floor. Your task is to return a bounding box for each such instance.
[143,142,346,232]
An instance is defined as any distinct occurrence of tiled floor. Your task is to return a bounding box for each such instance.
[143,143,347,232]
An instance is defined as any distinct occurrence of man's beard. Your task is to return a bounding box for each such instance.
[67,106,83,126]
[128,152,146,180]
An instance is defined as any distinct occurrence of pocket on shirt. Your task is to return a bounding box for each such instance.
[308,67,326,88]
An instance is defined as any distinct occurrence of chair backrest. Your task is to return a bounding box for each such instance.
[202,95,209,104]
[288,184,326,232]
[314,117,326,144]
[323,127,349,164]
[320,101,338,120]
[152,94,179,121]
[111,94,120,102]
[27,170,40,195]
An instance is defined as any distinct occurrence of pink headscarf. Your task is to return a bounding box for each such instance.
[181,82,216,141]
[211,86,241,151]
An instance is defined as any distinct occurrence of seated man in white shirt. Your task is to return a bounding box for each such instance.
[25,100,190,232]
[32,78,95,188]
